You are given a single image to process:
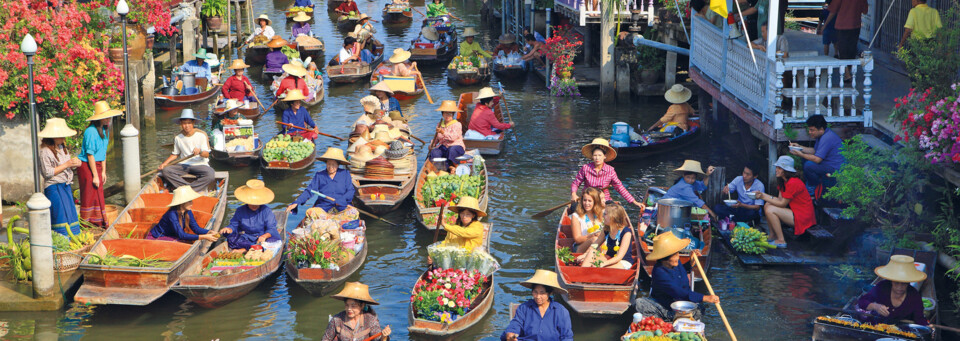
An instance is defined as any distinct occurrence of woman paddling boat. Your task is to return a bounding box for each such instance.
[323,282,392,340]
[634,231,719,320]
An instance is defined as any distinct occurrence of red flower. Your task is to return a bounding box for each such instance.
[323,251,332,259]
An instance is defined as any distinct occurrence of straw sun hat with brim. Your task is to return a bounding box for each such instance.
[235,179,275,205]
[282,63,308,78]
[581,138,617,161]
[293,11,311,22]
[369,81,394,95]
[499,33,516,44]
[520,269,568,295]
[331,282,379,305]
[774,155,797,173]
[664,84,692,104]
[389,48,412,64]
[462,27,479,38]
[357,13,371,22]
[256,14,272,26]
[360,96,382,113]
[38,118,77,138]
[435,100,462,113]
[674,159,705,175]
[875,255,927,283]
[223,99,243,112]
[449,196,487,218]
[384,140,410,159]
[282,89,308,102]
[421,26,440,41]
[476,87,497,100]
[87,101,123,121]
[228,59,251,70]
[267,36,288,48]
[645,231,692,261]
[168,186,204,207]
[318,147,350,165]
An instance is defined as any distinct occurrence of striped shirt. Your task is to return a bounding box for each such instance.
[571,163,636,203]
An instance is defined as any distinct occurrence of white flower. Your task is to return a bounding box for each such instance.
[448,301,455,308]
[444,283,451,289]
[442,297,449,305]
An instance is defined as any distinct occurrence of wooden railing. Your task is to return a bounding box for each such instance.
[554,0,653,26]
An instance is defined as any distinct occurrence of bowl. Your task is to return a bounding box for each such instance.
[922,297,936,311]
[670,301,698,318]
[724,200,738,207]
[789,146,804,152]
[746,192,758,200]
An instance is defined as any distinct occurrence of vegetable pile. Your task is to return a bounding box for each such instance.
[557,246,575,265]
[450,55,486,71]
[422,209,458,227]
[289,6,313,12]
[224,126,253,137]
[731,226,777,255]
[85,251,173,268]
[225,137,255,151]
[411,268,488,322]
[816,316,917,338]
[420,173,483,208]
[623,331,702,341]
[263,134,314,162]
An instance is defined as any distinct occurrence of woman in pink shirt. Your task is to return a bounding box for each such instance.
[429,100,466,172]
[465,87,513,139]
[571,138,645,209]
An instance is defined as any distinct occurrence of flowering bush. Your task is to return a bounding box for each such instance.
[893,84,960,164]
[411,268,488,321]
[542,25,582,97]
[286,230,355,269]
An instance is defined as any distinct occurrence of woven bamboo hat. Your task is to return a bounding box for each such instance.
[664,84,692,104]
[228,59,250,70]
[674,160,705,175]
[87,101,123,121]
[499,33,516,44]
[389,48,412,64]
[293,11,311,22]
[463,27,479,37]
[168,186,203,207]
[358,13,371,22]
[282,89,307,102]
[875,255,927,283]
[449,196,487,217]
[369,81,394,95]
[360,95,381,112]
[476,87,497,100]
[520,269,568,295]
[38,118,77,138]
[267,36,288,48]
[235,179,275,205]
[331,282,379,305]
[385,140,409,159]
[318,147,349,165]
[435,100,461,113]
[256,14,272,26]
[282,62,308,78]
[645,231,692,261]
[581,138,617,161]
[421,26,439,41]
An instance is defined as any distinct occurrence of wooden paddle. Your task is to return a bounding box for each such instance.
[445,13,465,22]
[413,64,433,104]
[276,121,346,141]
[496,81,515,125]
[777,297,960,333]
[361,331,384,341]
[412,7,426,17]
[432,205,447,243]
[103,155,195,198]
[247,83,266,113]
[264,98,281,113]
[409,134,428,145]
[531,200,574,218]
[310,190,400,226]
[692,253,737,341]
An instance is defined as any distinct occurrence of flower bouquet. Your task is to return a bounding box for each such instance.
[427,244,500,275]
[411,268,489,321]
[286,230,356,270]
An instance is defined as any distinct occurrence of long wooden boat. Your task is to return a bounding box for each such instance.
[455,91,510,155]
[214,102,262,120]
[297,44,325,65]
[637,187,713,281]
[812,248,939,341]
[259,135,316,179]
[370,62,425,101]
[327,39,385,84]
[447,64,491,86]
[407,271,495,340]
[382,4,413,25]
[413,151,489,230]
[410,17,458,65]
[244,45,270,65]
[554,210,642,317]
[336,16,360,31]
[75,172,229,305]
[492,59,527,80]
[171,210,288,308]
[613,118,702,162]
[285,220,368,296]
[351,152,418,215]
[211,140,262,168]
[155,78,221,110]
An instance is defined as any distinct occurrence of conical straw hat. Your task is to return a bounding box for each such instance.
[87,101,123,121]
[168,186,203,207]
[645,231,692,261]
[664,84,692,104]
[228,59,250,70]
[38,118,77,138]
[369,81,394,95]
[463,27,479,37]
[875,255,927,283]
[389,48,412,64]
[476,87,497,100]
[674,160,704,175]
[580,138,617,161]
[234,179,275,205]
[318,147,349,165]
[421,26,439,41]
[267,35,288,48]
[293,11,311,22]
[520,269,568,295]
[331,282,379,305]
[282,62,308,78]
[435,100,461,113]
[449,196,486,217]
[282,89,307,102]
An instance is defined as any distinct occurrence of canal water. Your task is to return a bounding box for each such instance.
[0,0,940,339]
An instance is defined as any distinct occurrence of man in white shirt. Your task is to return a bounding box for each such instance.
[246,14,276,44]
[337,36,373,65]
[159,109,216,192]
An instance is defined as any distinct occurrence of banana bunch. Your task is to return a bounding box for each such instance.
[731,226,777,255]
[5,216,32,281]
[67,231,96,250]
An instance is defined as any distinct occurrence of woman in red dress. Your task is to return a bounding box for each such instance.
[754,155,815,248]
[221,59,255,102]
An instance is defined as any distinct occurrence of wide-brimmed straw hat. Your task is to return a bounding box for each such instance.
[674,160,705,175]
[235,179,275,205]
[228,59,250,70]
[774,155,797,173]
[318,147,349,165]
[331,282,379,305]
[168,186,203,207]
[499,33,516,44]
[267,36,288,48]
[384,140,409,159]
[223,99,243,112]
[256,14,272,26]
[581,138,617,161]
[449,196,487,218]
[664,84,692,104]
[389,48,412,64]
[435,100,462,113]
[282,89,307,102]
[421,26,440,41]
[476,87,497,100]
[293,11,311,22]
[360,95,381,112]
[38,118,77,138]
[192,48,208,59]
[358,13,371,22]
[520,269,568,295]
[282,62,308,78]
[87,101,123,121]
[463,27,479,37]
[369,81,394,95]
[875,255,927,283]
[645,231,692,261]
[172,108,199,123]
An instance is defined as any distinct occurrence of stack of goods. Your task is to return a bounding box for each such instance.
[427,243,499,274]
[280,45,300,61]
[348,144,387,172]
[289,6,314,14]
[225,137,256,152]
[622,317,707,341]
[364,156,395,179]
[85,251,174,268]
[295,35,323,48]
[263,134,314,163]
[217,125,256,152]
[494,51,523,67]
[449,56,486,73]
[200,248,273,276]
[386,3,409,11]
[731,226,777,255]
[419,173,483,208]
[410,268,489,323]
[816,316,918,339]
[287,209,364,270]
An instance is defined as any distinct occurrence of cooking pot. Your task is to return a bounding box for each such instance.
[160,86,178,96]
[670,301,698,320]
[181,72,197,89]
[657,198,694,229]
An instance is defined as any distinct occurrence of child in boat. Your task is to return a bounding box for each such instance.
[148,186,218,243]
[569,187,605,253]
[663,160,719,220]
[577,202,635,269]
[221,180,280,251]
[440,196,486,251]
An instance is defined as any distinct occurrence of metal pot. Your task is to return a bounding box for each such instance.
[160,86,178,96]
[657,198,694,229]
[180,72,197,90]
[670,301,698,320]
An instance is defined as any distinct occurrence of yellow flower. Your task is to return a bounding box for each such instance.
[614,245,620,252]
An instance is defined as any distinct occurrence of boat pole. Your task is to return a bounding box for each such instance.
[693,253,737,341]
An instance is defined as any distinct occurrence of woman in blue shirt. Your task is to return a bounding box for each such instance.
[369,82,402,116]
[148,186,219,243]
[221,180,280,250]
[635,231,719,320]
[286,148,356,215]
[663,160,718,220]
[502,269,574,341]
[78,101,122,227]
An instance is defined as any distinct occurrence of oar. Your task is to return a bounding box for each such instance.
[777,297,960,333]
[412,7,426,17]
[692,253,737,341]
[276,121,346,141]
[413,64,433,104]
[432,204,447,243]
[361,331,384,341]
[409,134,428,145]
[103,155,194,198]
[496,81,515,125]
[310,190,399,227]
[531,200,574,218]
[248,84,266,114]
[264,98,281,113]
[445,13,465,22]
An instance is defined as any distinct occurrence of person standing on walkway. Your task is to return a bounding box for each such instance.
[570,138,645,209]
[159,109,216,193]
[78,101,121,227]
[825,0,868,79]
[789,115,844,194]
[38,118,83,235]
[898,0,941,48]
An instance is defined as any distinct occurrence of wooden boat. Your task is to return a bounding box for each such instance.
[447,61,491,86]
[210,138,262,168]
[407,271,495,340]
[413,150,489,230]
[554,210,642,317]
[455,91,510,155]
[410,17,458,65]
[637,186,713,282]
[812,248,939,341]
[171,210,288,308]
[244,45,270,65]
[74,172,229,305]
[612,118,703,162]
[155,78,221,110]
[285,220,368,296]
[336,16,360,31]
[259,135,316,179]
[214,102,262,120]
[351,152,418,215]
[327,39,385,84]
[370,62,425,101]
[327,0,348,11]
[382,3,413,25]
[272,78,326,110]
[492,58,527,80]
[297,43,325,65]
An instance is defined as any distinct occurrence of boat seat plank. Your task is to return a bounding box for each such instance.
[564,300,632,316]
[74,285,170,306]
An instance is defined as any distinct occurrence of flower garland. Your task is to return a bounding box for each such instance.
[410,268,488,321]
[893,83,960,164]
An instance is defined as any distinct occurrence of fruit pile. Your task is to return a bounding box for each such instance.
[290,6,313,13]
[622,331,702,341]
[731,226,777,255]
[631,317,673,335]
[263,134,314,162]
[224,126,253,137]
[420,173,483,208]
[225,137,255,151]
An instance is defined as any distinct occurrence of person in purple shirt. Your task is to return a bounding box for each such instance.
[291,11,312,37]
[286,148,356,213]
[502,270,573,341]
[635,231,719,320]
[148,186,218,243]
[790,115,845,193]
[265,37,290,73]
[856,255,929,326]
[221,180,280,250]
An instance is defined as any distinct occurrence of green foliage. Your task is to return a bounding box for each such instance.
[200,0,227,18]
[782,125,799,140]
[636,29,666,72]
[659,0,688,13]
[784,11,801,31]
[557,246,574,264]
[932,185,960,248]
[534,0,554,9]
[895,7,960,98]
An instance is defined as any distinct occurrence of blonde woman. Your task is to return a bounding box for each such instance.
[570,187,605,253]
[578,202,634,269]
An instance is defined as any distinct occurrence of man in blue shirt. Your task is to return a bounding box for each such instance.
[179,48,215,83]
[663,160,718,220]
[790,115,845,193]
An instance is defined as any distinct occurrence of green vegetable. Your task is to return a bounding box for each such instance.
[52,233,71,252]
[731,226,777,255]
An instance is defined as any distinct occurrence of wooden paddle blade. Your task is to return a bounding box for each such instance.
[531,201,573,218]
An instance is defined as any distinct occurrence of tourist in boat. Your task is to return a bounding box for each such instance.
[280,89,319,141]
[265,36,290,74]
[714,164,765,223]
[570,138,645,209]
[294,0,314,8]
[323,282,391,341]
[38,118,82,236]
[459,27,492,59]
[570,187,605,253]
[221,180,280,251]
[663,160,719,220]
[493,33,520,56]
[179,48,215,83]
[647,85,694,134]
[245,14,275,44]
[440,196,487,251]
[857,255,929,326]
[428,100,466,173]
[291,12,312,37]
[211,99,243,132]
[465,87,512,140]
[577,202,635,269]
[353,14,376,42]
[754,156,815,248]
[78,101,121,227]
[426,0,448,17]
[369,82,402,116]
[221,59,255,102]
[387,48,420,78]
[501,270,574,341]
[635,231,719,320]
[335,0,360,16]
[520,34,544,62]
[287,148,356,214]
[274,62,310,98]
[148,186,218,243]
[336,36,373,66]
[159,109,216,193]
[789,114,845,195]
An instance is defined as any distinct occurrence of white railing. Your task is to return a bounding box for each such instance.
[554,0,653,26]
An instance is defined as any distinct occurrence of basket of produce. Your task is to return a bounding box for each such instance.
[200,249,273,276]
[52,227,103,272]
[623,316,706,341]
[263,134,315,163]
[419,173,483,208]
[814,316,919,340]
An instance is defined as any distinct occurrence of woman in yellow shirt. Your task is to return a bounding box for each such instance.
[441,196,486,251]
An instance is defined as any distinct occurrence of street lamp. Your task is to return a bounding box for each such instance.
[116,0,142,203]
[117,0,130,121]
[21,34,41,194]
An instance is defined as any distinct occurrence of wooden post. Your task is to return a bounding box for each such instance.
[600,3,615,99]
[767,137,777,192]
[665,28,677,88]
[182,18,197,63]
[142,52,156,123]
[226,0,232,54]
[246,0,254,35]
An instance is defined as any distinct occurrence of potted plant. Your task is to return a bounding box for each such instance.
[201,0,227,31]
[107,29,141,63]
[108,34,125,63]
[637,43,665,84]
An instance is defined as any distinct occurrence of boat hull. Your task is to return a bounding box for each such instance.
[285,242,368,296]
[155,86,222,110]
[370,63,425,101]
[613,120,702,162]
[259,143,317,180]
[492,63,527,79]
[447,67,490,86]
[352,153,418,215]
[455,91,510,155]
[407,272,495,340]
[328,40,385,84]
[382,9,413,24]
[210,146,262,167]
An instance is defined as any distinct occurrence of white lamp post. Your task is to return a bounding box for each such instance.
[117,0,142,203]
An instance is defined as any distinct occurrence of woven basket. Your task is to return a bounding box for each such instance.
[54,244,93,272]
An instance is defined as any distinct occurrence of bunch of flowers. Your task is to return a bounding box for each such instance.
[410,268,488,321]
[542,25,583,96]
[893,84,960,164]
[286,230,355,269]
[550,73,581,97]
[450,55,482,71]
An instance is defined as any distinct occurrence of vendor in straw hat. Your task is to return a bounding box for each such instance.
[179,48,215,82]
[291,11,313,37]
[148,186,218,243]
[279,89,319,141]
[335,0,359,16]
[265,36,290,73]
[287,148,357,215]
[159,109,216,193]
[647,85,695,134]
[211,99,244,132]
[576,202,636,269]
[493,33,520,56]
[387,48,420,78]
[78,101,122,227]
[429,100,466,173]
[857,255,929,325]
[275,61,309,98]
[38,118,83,236]
[221,59,255,102]
[323,282,391,340]
[369,82,402,116]
[663,159,718,220]
[337,36,374,66]
[353,13,377,42]
[245,14,275,44]
[501,270,573,341]
[634,231,718,320]
[570,138,645,209]
[754,155,814,248]
[459,27,492,58]
[221,180,280,251]
[439,196,487,251]
[465,87,512,140]
[426,0,449,17]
